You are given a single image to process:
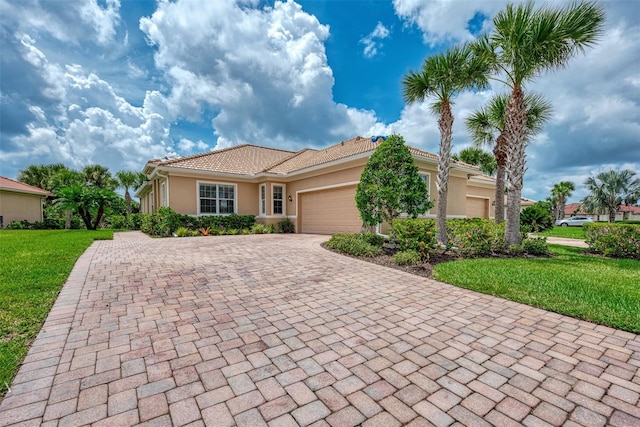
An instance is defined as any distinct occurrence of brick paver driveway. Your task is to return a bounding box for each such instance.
[1,232,639,426]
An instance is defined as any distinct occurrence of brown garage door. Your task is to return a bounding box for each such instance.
[300,186,362,234]
[466,197,489,218]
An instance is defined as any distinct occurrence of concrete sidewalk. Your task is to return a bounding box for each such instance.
[1,232,638,426]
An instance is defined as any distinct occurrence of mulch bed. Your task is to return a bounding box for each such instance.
[322,244,462,279]
[322,244,556,279]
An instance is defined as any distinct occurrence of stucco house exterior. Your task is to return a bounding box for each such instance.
[0,176,51,228]
[136,136,497,234]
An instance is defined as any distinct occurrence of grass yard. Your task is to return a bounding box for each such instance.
[433,245,640,333]
[0,230,112,397]
[536,226,585,239]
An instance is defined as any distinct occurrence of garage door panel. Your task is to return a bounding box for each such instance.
[301,186,362,234]
[466,197,488,218]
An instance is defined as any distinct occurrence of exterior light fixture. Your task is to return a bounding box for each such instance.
[288,195,293,202]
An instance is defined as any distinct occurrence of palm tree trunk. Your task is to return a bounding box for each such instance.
[436,103,453,245]
[124,189,132,214]
[493,134,507,223]
[504,85,528,246]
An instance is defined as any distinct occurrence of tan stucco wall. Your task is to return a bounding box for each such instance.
[0,191,44,227]
[168,175,258,216]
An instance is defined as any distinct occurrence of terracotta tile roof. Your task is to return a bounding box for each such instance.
[266,136,377,173]
[152,136,480,176]
[0,176,51,196]
[158,144,296,175]
[619,204,640,214]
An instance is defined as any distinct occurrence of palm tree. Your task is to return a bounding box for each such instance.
[453,147,497,176]
[475,1,605,245]
[83,165,116,190]
[550,181,575,221]
[465,93,552,223]
[116,171,146,213]
[581,170,640,223]
[18,163,69,191]
[403,43,488,244]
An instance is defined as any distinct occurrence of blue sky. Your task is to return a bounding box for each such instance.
[1,0,638,203]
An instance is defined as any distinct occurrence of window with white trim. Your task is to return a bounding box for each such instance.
[273,185,284,215]
[199,183,235,214]
[259,184,266,216]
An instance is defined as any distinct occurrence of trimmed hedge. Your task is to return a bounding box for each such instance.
[137,207,256,237]
[446,218,506,256]
[325,233,383,257]
[584,223,640,259]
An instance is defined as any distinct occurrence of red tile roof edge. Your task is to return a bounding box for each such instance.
[0,176,52,196]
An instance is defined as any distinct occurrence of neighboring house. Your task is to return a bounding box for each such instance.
[0,176,51,228]
[564,202,640,222]
[136,136,498,234]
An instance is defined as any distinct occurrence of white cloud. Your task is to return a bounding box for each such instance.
[2,35,171,173]
[0,0,121,46]
[178,138,210,153]
[360,22,391,58]
[139,0,382,151]
[392,0,505,45]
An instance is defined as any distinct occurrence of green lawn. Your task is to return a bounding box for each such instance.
[536,226,585,239]
[433,245,640,333]
[0,230,112,396]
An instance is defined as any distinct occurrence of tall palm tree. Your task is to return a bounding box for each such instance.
[116,171,146,213]
[475,1,605,245]
[83,165,116,190]
[581,170,640,223]
[550,181,575,221]
[466,93,552,223]
[17,163,68,191]
[403,43,488,244]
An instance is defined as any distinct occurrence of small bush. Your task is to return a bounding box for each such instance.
[394,219,437,257]
[521,237,550,255]
[520,201,554,232]
[199,227,211,236]
[393,250,422,266]
[619,220,640,225]
[6,221,24,229]
[175,227,192,237]
[447,218,506,256]
[326,233,383,257]
[251,224,267,234]
[584,223,640,259]
[359,232,384,247]
[276,217,295,233]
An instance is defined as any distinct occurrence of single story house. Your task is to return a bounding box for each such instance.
[136,136,498,234]
[564,202,640,222]
[0,176,51,228]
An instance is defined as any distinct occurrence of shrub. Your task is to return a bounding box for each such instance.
[394,219,437,257]
[199,227,211,236]
[359,232,384,247]
[137,208,255,237]
[175,227,192,237]
[521,237,550,255]
[326,233,383,257]
[7,221,24,230]
[251,224,272,234]
[446,218,505,256]
[393,250,422,266]
[276,217,295,233]
[520,201,554,232]
[619,220,640,225]
[584,223,640,259]
[108,215,127,229]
